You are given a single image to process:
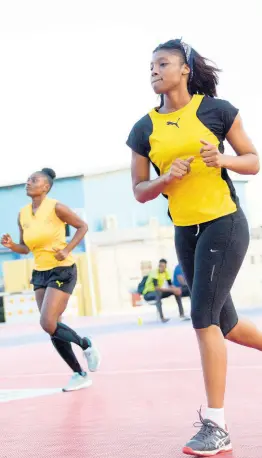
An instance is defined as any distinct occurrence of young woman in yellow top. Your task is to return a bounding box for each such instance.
[1,168,100,392]
[127,39,260,456]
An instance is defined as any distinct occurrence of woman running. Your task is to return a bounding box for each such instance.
[127,39,260,456]
[1,168,100,392]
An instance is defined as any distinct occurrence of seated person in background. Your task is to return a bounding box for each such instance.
[142,259,187,323]
[173,264,191,298]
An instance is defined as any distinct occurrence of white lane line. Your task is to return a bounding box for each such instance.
[0,387,62,403]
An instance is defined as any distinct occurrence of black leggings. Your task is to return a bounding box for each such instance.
[175,208,249,336]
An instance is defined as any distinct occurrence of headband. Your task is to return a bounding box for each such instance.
[174,38,194,81]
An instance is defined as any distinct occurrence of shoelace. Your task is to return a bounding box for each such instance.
[192,409,226,441]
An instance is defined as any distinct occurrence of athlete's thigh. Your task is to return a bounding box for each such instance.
[191,211,249,328]
[35,288,46,312]
[219,294,238,337]
[40,287,70,323]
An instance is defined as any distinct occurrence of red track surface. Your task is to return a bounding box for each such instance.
[1,316,262,457]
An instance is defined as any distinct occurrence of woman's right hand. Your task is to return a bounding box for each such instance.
[1,234,14,249]
[164,157,194,184]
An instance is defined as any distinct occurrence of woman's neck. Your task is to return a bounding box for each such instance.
[31,195,46,210]
[161,88,192,113]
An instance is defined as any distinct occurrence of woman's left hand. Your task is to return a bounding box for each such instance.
[53,248,69,261]
[200,139,225,168]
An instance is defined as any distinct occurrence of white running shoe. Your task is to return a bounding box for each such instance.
[62,372,92,392]
[83,342,101,372]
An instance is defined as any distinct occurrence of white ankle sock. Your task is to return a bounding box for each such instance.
[205,407,225,429]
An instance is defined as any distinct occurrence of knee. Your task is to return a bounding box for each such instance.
[173,286,182,296]
[191,307,219,331]
[194,325,222,339]
[40,315,56,335]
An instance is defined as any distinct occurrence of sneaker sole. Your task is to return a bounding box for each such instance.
[62,379,93,392]
[182,443,232,456]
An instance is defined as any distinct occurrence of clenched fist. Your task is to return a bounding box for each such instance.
[200,139,225,168]
[164,157,194,184]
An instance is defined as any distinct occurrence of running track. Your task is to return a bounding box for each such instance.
[1,311,262,457]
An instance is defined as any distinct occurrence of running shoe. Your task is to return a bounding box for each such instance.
[62,372,92,392]
[183,410,232,456]
[83,338,101,372]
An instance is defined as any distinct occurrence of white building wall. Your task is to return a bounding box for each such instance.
[90,224,262,313]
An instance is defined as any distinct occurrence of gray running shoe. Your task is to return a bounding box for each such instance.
[183,410,232,456]
[62,372,92,392]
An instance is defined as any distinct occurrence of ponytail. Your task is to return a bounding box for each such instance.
[189,51,220,97]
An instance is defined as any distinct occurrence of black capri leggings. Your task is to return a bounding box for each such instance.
[175,208,249,336]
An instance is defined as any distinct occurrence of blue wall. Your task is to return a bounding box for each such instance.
[84,169,171,232]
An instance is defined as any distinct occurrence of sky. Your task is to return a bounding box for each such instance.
[0,0,261,225]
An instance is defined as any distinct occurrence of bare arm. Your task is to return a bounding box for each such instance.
[131,152,167,203]
[131,152,193,204]
[177,274,186,286]
[17,217,30,254]
[1,215,30,254]
[55,203,88,254]
[223,114,260,175]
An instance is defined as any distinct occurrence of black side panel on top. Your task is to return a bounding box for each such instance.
[127,114,172,219]
[150,161,172,220]
[126,114,153,157]
[196,96,239,141]
[197,96,240,207]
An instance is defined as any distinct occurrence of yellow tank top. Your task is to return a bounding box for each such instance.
[127,95,239,226]
[20,197,74,271]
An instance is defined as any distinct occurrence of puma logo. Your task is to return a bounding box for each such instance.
[167,118,180,128]
[56,280,64,288]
